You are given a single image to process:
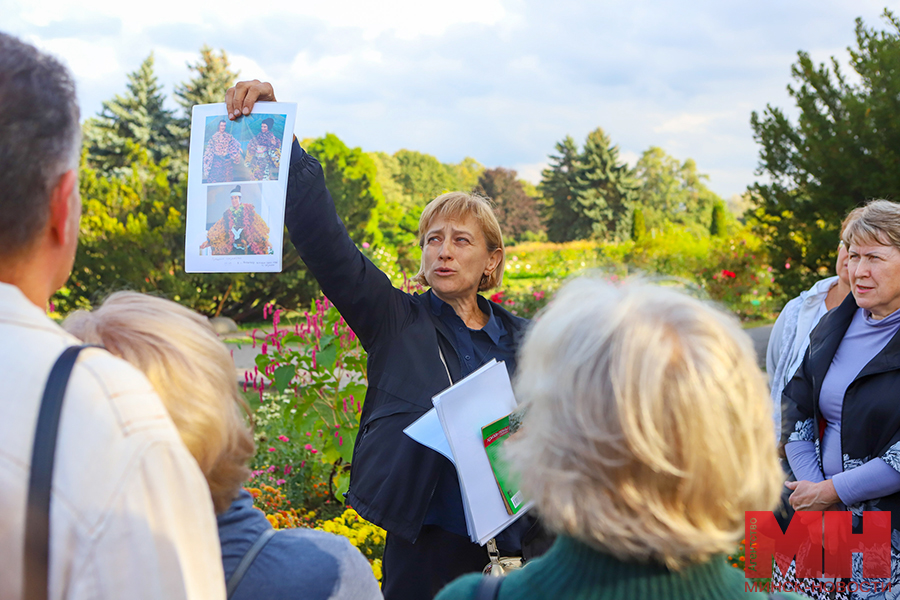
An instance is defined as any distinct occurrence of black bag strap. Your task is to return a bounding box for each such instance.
[474,575,504,600]
[226,527,277,598]
[23,345,91,600]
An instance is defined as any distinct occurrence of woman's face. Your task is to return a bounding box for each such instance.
[835,240,850,286]
[260,123,269,133]
[848,240,900,319]
[421,212,501,303]
[218,121,226,132]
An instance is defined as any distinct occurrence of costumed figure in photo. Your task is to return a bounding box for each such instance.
[203,119,244,183]
[201,186,272,255]
[245,117,281,180]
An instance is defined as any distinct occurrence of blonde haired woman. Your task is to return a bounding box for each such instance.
[226,81,541,600]
[437,278,804,600]
[63,292,381,600]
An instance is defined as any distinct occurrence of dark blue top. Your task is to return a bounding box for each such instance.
[218,490,381,599]
[423,293,518,537]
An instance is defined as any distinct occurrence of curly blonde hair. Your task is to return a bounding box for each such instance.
[63,292,255,513]
[506,278,782,570]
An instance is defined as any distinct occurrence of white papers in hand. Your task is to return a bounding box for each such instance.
[403,408,454,465]
[431,359,533,545]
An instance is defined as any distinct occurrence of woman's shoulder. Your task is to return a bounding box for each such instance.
[434,573,486,600]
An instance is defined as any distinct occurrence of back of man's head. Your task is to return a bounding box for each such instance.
[0,33,80,260]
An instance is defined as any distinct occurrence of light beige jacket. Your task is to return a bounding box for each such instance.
[0,283,225,600]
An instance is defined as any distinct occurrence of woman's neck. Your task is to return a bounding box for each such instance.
[825,278,851,311]
[439,292,488,330]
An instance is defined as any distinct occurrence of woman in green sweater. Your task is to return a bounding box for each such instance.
[437,278,804,600]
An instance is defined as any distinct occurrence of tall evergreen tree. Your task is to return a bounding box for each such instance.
[572,127,638,240]
[631,207,646,241]
[83,54,179,176]
[540,136,581,242]
[709,201,727,237]
[173,46,239,130]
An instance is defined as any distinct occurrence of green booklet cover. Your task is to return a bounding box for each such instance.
[481,413,526,515]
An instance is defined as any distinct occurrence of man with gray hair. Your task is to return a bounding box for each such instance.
[0,33,226,599]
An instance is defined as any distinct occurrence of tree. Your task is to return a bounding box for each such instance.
[632,147,721,234]
[566,128,638,240]
[305,134,384,244]
[173,46,239,125]
[83,54,179,176]
[750,9,900,296]
[393,149,461,209]
[631,207,646,241]
[540,136,581,242]
[709,201,727,237]
[476,168,544,242]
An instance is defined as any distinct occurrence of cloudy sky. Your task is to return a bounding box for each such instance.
[2,0,892,198]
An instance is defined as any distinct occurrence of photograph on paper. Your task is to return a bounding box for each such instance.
[200,184,272,256]
[184,101,296,273]
[201,113,287,183]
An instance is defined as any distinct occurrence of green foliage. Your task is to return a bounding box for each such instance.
[173,45,239,133]
[251,300,367,504]
[710,201,728,237]
[540,136,581,242]
[83,54,180,177]
[573,127,639,240]
[541,130,638,242]
[633,147,721,234]
[305,134,385,244]
[631,208,646,241]
[750,9,900,297]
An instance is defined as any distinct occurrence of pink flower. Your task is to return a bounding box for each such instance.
[268,465,277,473]
[267,447,276,452]
[276,479,286,485]
[785,262,791,269]
[362,242,370,249]
[278,435,289,442]
[305,443,314,451]
[533,290,545,300]
[284,465,292,475]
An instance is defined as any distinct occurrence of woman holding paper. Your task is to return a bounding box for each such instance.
[226,81,540,600]
[436,278,797,600]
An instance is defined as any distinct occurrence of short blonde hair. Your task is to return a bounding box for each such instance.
[63,292,254,514]
[412,192,505,291]
[842,199,900,250]
[506,278,782,570]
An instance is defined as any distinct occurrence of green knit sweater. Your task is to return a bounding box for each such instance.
[435,536,805,600]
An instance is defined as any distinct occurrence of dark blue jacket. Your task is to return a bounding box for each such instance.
[218,490,381,599]
[285,141,530,542]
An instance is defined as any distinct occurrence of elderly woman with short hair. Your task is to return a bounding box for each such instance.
[226,81,538,600]
[63,292,381,599]
[779,199,900,599]
[436,278,803,600]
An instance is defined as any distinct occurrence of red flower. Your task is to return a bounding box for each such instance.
[721,270,736,278]
[490,291,504,303]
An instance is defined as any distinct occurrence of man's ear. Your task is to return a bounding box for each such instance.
[47,169,78,247]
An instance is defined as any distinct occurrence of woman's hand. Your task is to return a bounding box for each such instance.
[225,80,277,120]
[786,479,840,512]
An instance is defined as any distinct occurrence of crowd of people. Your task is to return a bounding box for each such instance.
[3,31,899,600]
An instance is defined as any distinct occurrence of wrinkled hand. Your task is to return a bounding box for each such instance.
[225,80,277,120]
[786,479,840,512]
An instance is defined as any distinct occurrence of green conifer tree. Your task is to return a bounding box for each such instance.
[541,136,581,242]
[631,207,646,241]
[173,46,239,131]
[709,200,727,237]
[571,128,639,240]
[83,54,179,176]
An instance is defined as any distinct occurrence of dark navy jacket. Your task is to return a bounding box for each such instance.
[285,141,530,543]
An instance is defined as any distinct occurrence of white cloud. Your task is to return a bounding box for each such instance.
[513,162,548,185]
[3,0,892,199]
